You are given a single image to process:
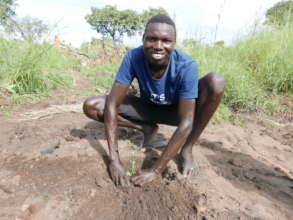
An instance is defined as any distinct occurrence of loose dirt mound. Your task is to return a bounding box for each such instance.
[0,104,292,220]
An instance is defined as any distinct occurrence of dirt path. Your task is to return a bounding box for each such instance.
[0,99,292,220]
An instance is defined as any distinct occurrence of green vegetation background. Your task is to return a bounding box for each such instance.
[0,21,292,122]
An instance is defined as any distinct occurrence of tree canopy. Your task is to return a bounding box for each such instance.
[265,0,293,26]
[0,0,16,25]
[85,5,168,43]
[4,16,49,42]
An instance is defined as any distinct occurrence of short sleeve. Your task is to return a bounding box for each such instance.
[178,61,198,99]
[115,51,135,86]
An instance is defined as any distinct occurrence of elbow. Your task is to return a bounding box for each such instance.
[104,100,116,121]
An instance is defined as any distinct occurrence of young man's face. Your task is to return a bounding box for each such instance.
[143,23,176,67]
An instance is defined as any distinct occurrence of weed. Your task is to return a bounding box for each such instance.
[125,139,137,177]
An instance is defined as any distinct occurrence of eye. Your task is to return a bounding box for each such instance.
[148,37,156,42]
[163,39,172,43]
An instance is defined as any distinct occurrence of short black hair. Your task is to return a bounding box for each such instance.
[144,14,176,37]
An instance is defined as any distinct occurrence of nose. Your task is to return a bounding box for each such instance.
[154,40,163,50]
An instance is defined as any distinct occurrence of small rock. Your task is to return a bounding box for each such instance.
[90,189,97,197]
[65,136,75,142]
[194,204,206,214]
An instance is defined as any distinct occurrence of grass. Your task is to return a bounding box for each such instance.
[81,60,121,89]
[79,38,124,89]
[184,46,275,116]
[182,23,293,117]
[235,25,293,94]
[1,20,291,122]
[0,38,80,96]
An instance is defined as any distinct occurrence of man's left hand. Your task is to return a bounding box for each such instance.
[131,169,160,186]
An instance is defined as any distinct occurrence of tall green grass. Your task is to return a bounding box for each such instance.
[236,25,293,94]
[183,23,292,115]
[1,21,291,121]
[81,62,119,89]
[0,37,80,95]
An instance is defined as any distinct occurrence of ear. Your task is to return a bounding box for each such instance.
[142,33,145,43]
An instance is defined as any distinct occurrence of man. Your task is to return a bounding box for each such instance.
[83,14,225,186]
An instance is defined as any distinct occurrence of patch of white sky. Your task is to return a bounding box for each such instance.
[16,0,280,47]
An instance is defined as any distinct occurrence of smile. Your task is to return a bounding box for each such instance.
[151,53,165,60]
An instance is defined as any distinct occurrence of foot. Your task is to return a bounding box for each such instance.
[141,124,158,147]
[180,148,199,178]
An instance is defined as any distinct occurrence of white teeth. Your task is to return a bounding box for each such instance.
[152,54,163,59]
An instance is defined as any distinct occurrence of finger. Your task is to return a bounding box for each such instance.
[109,169,114,181]
[131,175,140,183]
[132,176,143,186]
[125,177,130,186]
[115,174,119,186]
[122,176,129,186]
[138,179,147,186]
[183,168,188,177]
[187,169,193,177]
[111,173,117,185]
[136,176,150,186]
[120,176,125,186]
[138,177,151,186]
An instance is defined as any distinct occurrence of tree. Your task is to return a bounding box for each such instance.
[85,5,169,43]
[85,5,139,42]
[265,0,293,26]
[4,16,49,42]
[140,7,168,24]
[0,0,16,25]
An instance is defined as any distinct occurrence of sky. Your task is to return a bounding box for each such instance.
[15,0,281,47]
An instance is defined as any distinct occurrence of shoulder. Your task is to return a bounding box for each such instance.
[172,49,195,62]
[171,49,198,71]
[125,46,144,61]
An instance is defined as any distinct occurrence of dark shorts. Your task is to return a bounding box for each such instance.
[119,95,180,126]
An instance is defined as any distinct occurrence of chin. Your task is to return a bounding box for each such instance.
[150,58,168,66]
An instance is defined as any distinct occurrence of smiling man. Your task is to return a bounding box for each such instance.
[83,14,225,186]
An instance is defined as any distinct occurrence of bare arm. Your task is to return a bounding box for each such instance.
[132,98,195,185]
[104,82,129,186]
[152,98,195,173]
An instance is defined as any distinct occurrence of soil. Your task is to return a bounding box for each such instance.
[0,76,292,220]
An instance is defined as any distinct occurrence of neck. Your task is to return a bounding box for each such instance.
[148,63,167,79]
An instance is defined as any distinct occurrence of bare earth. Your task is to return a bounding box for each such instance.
[0,93,292,219]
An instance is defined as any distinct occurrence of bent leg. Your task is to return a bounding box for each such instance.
[180,72,225,177]
[83,95,158,146]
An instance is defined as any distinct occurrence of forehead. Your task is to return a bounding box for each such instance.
[144,23,176,39]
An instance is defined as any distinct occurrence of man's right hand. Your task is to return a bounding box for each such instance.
[109,160,130,186]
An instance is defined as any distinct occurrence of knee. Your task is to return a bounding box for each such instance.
[205,72,226,96]
[83,96,105,120]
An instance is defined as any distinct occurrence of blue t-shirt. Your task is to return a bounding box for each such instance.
[115,46,198,105]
